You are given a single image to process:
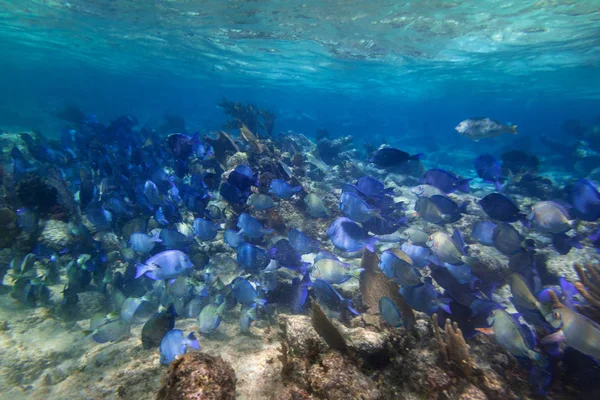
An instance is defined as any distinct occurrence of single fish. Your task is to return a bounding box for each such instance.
[289,229,320,254]
[290,272,312,313]
[87,313,130,344]
[197,303,226,334]
[379,297,403,328]
[268,179,301,199]
[192,218,219,241]
[220,182,249,205]
[355,176,395,197]
[159,329,200,365]
[400,242,435,268]
[237,243,269,272]
[339,191,382,223]
[479,193,525,223]
[470,221,497,246]
[369,147,423,167]
[420,169,471,194]
[378,249,421,286]
[240,304,258,333]
[477,309,546,366]
[427,230,475,266]
[327,217,378,252]
[268,239,310,273]
[474,154,503,190]
[551,233,581,255]
[542,306,600,361]
[129,232,162,254]
[508,274,541,312]
[455,118,518,141]
[237,213,274,239]
[312,278,359,317]
[120,295,153,323]
[231,277,267,307]
[247,193,276,210]
[304,193,329,218]
[528,201,576,234]
[144,180,162,205]
[568,179,600,221]
[411,184,444,198]
[141,304,177,349]
[492,223,533,256]
[159,229,192,250]
[135,250,195,280]
[400,228,431,247]
[414,195,465,224]
[224,229,246,249]
[400,280,446,314]
[312,257,362,284]
[228,165,258,191]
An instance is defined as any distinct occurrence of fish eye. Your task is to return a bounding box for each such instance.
[553,311,560,319]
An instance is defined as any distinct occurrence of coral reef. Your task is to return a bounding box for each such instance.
[0,207,19,249]
[39,219,73,251]
[574,262,600,322]
[156,351,236,400]
[219,98,276,138]
[432,313,473,378]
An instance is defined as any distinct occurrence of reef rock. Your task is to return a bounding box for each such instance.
[39,219,72,251]
[156,351,236,400]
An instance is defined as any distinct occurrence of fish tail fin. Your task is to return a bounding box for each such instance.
[494,180,503,191]
[134,263,152,279]
[255,298,267,307]
[247,305,258,320]
[353,268,365,278]
[409,153,424,161]
[345,300,360,316]
[151,231,162,243]
[529,350,548,367]
[364,237,378,252]
[436,297,452,314]
[186,332,200,350]
[509,125,518,134]
[457,178,472,193]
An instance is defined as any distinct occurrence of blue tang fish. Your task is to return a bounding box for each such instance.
[420,168,471,193]
[192,218,218,241]
[379,297,403,328]
[237,213,274,239]
[289,229,320,254]
[231,277,267,307]
[327,217,377,252]
[129,232,162,254]
[268,179,301,199]
[159,329,200,365]
[312,278,359,317]
[135,250,195,280]
[339,191,382,223]
[224,229,246,249]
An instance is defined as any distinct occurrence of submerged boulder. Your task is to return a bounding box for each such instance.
[156,351,236,400]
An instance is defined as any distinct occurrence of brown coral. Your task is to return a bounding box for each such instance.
[432,314,473,378]
[574,262,600,322]
[156,352,236,400]
[359,248,415,328]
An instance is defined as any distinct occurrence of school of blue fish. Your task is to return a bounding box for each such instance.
[4,113,600,397]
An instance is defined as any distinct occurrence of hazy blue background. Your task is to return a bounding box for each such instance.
[1,0,599,155]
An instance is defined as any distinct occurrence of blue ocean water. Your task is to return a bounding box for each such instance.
[1,1,600,399]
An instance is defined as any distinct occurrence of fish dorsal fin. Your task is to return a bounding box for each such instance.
[451,229,467,254]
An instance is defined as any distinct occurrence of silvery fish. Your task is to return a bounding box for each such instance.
[135,250,194,280]
[455,118,517,141]
[528,201,576,234]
